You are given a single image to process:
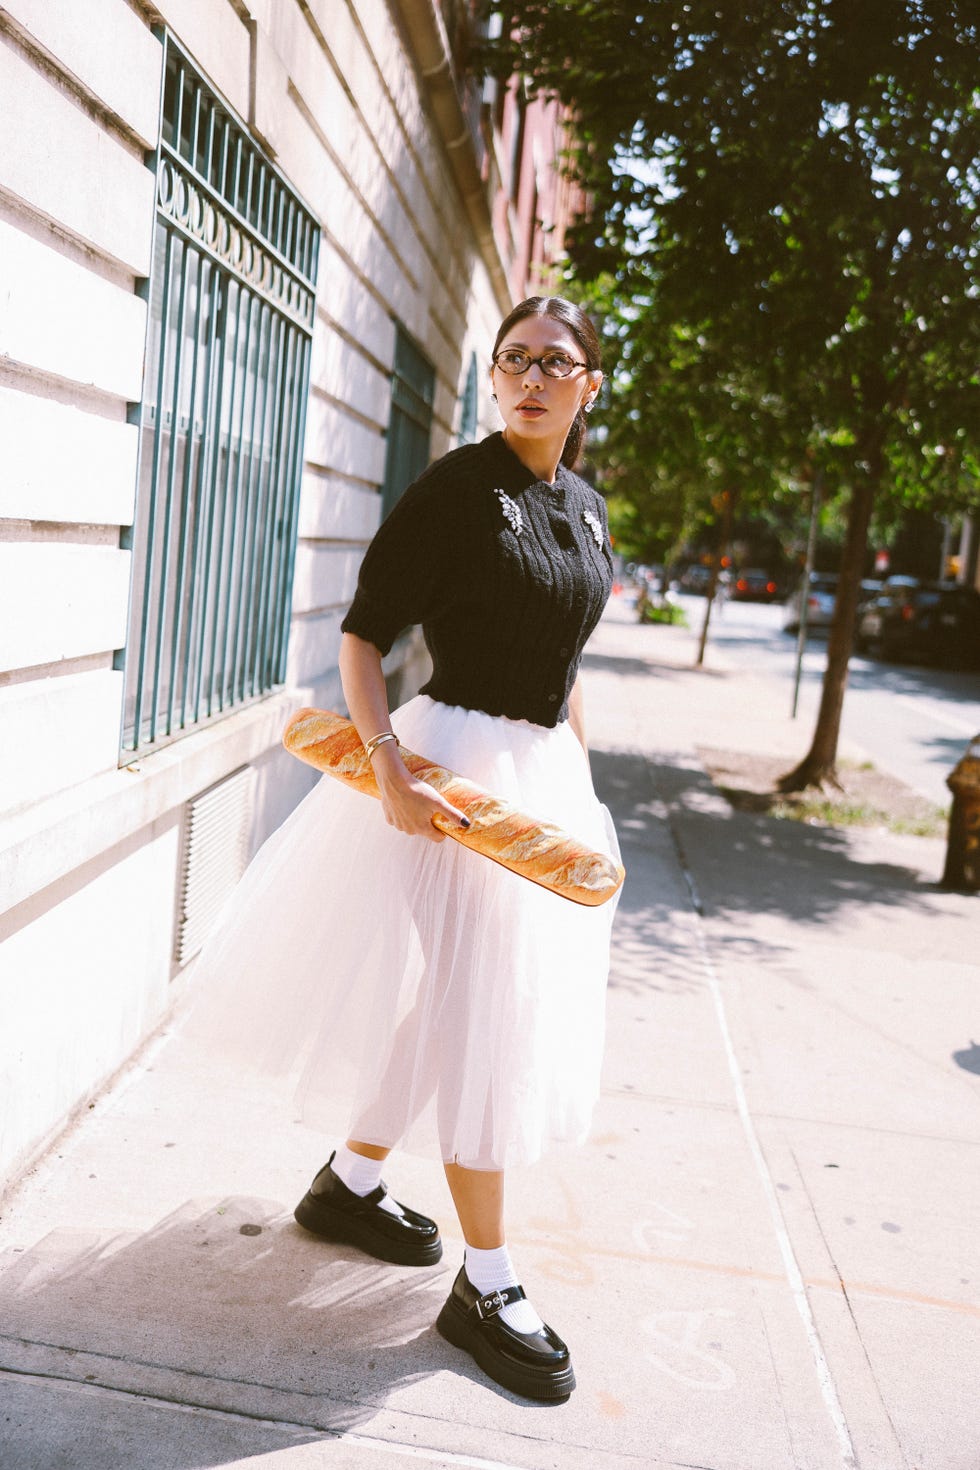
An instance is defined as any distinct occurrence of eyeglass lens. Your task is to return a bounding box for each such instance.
[494,350,583,378]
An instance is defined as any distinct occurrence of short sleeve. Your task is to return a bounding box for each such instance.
[341,470,451,655]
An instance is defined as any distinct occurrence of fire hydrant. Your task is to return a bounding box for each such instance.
[942,735,980,891]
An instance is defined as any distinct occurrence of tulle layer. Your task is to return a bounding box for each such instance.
[185,696,619,1170]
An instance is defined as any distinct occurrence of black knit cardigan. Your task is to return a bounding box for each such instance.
[341,432,613,727]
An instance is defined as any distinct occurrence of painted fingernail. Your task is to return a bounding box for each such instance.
[459,816,471,829]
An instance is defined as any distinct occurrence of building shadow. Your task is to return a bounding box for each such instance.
[0,1193,541,1469]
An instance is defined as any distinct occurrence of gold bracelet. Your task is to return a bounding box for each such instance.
[363,730,399,760]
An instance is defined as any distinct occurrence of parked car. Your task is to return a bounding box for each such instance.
[856,580,980,668]
[858,578,885,611]
[783,574,884,633]
[730,568,780,602]
[783,572,838,632]
[677,564,713,595]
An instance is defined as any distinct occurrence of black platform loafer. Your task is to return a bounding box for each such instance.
[436,1266,575,1400]
[293,1152,442,1267]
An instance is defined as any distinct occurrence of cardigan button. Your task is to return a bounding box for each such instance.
[547,693,559,703]
[559,646,570,656]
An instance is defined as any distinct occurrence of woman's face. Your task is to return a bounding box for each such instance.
[490,315,601,455]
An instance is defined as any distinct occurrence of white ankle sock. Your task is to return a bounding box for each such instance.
[464,1244,544,1334]
[331,1146,399,1215]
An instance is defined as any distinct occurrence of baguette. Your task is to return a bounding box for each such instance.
[282,708,624,908]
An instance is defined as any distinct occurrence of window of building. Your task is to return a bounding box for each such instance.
[119,34,319,755]
[457,352,479,444]
[381,325,436,516]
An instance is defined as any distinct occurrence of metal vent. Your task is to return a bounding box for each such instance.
[174,766,255,966]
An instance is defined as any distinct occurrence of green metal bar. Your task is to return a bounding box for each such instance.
[250,312,291,689]
[166,250,208,736]
[147,236,191,745]
[269,177,280,249]
[206,276,244,716]
[255,308,289,687]
[273,331,311,683]
[228,298,267,702]
[180,259,223,727]
[268,324,302,679]
[190,76,203,172]
[218,285,257,710]
[308,217,318,281]
[129,222,174,749]
[259,170,270,241]
[205,97,217,189]
[173,62,185,157]
[238,302,278,697]
[245,147,256,225]
[246,303,284,696]
[283,199,294,262]
[232,133,243,215]
[189,268,229,721]
[219,116,231,203]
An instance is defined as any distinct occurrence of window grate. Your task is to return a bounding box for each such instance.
[120,34,319,755]
[381,325,435,516]
[457,352,479,444]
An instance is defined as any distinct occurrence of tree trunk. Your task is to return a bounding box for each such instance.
[778,467,878,792]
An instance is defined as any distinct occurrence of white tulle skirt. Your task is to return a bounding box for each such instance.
[186,696,619,1171]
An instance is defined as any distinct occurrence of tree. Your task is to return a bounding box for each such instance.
[486,1,980,787]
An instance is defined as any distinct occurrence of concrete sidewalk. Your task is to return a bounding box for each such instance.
[2,597,978,1470]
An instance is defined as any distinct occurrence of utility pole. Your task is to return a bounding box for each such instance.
[696,488,736,668]
[791,469,822,719]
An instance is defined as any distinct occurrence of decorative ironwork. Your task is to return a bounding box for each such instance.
[119,35,319,755]
[381,325,436,517]
[155,157,315,332]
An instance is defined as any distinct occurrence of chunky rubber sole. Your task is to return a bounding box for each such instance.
[293,1192,443,1267]
[435,1292,576,1400]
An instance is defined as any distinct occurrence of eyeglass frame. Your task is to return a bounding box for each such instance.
[491,348,590,379]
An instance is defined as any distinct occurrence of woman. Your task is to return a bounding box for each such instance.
[195,296,617,1401]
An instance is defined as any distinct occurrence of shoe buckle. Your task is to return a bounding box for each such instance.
[476,1288,507,1319]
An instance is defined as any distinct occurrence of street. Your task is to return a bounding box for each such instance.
[674,594,980,807]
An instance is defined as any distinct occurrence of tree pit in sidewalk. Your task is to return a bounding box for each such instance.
[698,747,948,838]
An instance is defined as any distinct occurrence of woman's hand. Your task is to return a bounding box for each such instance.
[371,740,470,843]
[339,631,469,842]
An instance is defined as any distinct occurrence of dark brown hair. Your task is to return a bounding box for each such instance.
[492,296,602,469]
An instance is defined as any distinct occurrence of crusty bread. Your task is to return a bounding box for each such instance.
[282,708,624,908]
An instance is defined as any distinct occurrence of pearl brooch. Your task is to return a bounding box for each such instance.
[582,509,604,547]
[493,487,523,535]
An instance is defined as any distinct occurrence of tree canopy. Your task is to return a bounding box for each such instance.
[486,1,980,785]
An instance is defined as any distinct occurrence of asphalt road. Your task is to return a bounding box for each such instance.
[676,593,980,808]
